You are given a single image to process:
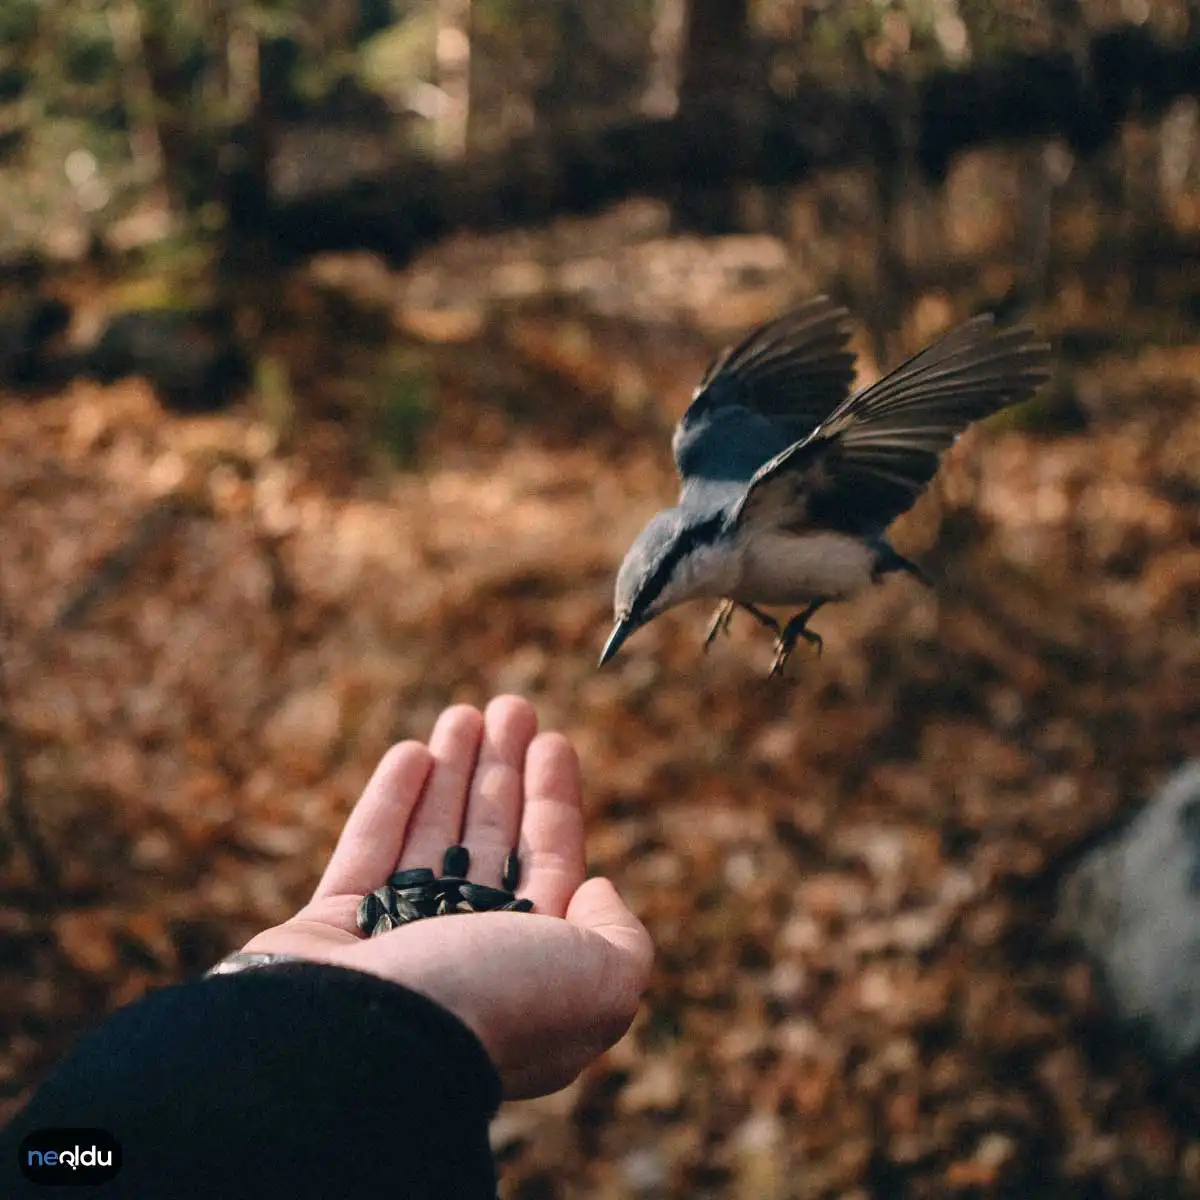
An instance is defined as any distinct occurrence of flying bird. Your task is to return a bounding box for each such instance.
[599,297,1052,675]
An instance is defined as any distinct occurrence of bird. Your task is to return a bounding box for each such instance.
[599,296,1052,676]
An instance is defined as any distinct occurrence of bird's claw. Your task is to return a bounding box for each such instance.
[703,601,736,651]
[705,602,782,653]
[705,600,824,676]
[744,604,781,637]
[767,607,824,678]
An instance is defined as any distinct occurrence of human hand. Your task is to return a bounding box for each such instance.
[239,695,653,1099]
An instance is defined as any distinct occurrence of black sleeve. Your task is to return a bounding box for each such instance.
[0,961,502,1199]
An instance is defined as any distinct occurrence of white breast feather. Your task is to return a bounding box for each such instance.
[656,537,744,612]
[735,530,875,604]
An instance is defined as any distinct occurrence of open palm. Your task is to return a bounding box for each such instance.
[241,695,652,1098]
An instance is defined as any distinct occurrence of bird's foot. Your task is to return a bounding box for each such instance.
[704,602,781,652]
[767,603,825,678]
[741,603,781,636]
[874,545,933,589]
[703,601,736,651]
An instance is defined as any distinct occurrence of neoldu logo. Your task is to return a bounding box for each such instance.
[19,1128,122,1185]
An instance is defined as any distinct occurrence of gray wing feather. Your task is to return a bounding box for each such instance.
[672,297,857,482]
[735,315,1052,534]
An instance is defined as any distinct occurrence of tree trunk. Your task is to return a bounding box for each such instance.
[675,0,753,231]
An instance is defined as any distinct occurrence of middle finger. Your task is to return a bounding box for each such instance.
[396,705,483,871]
[459,695,538,886]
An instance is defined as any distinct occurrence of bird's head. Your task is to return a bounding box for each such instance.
[599,508,727,666]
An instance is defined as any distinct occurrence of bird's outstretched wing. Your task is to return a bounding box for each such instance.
[734,315,1052,534]
[672,297,858,482]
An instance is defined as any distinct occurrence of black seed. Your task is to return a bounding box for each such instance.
[373,886,399,920]
[501,898,535,913]
[406,884,441,916]
[393,896,425,923]
[371,911,395,937]
[357,891,384,934]
[502,852,521,892]
[431,877,465,904]
[442,845,470,876]
[389,867,435,888]
[460,882,514,910]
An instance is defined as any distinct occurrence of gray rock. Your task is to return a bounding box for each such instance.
[1058,761,1200,1064]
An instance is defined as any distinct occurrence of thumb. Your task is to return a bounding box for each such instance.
[566,876,654,978]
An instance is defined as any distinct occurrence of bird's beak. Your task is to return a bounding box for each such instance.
[598,614,637,667]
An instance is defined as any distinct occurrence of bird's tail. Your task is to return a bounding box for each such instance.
[873,542,933,587]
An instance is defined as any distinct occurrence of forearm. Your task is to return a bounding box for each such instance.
[0,962,501,1200]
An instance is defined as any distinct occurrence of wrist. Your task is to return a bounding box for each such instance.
[206,951,307,977]
[325,930,500,1060]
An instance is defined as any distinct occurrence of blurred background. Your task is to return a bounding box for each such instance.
[1,1,1199,1196]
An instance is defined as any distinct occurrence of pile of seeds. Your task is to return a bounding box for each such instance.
[356,845,533,937]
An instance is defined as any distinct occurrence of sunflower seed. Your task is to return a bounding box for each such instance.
[502,852,521,892]
[371,911,396,937]
[442,844,470,877]
[431,877,465,902]
[459,882,515,910]
[373,886,400,920]
[499,898,535,913]
[389,867,435,889]
[356,891,384,934]
[393,895,425,924]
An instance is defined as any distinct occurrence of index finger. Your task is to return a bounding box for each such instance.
[515,732,586,918]
[312,741,433,900]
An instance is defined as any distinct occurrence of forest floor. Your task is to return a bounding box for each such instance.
[1,194,1199,1197]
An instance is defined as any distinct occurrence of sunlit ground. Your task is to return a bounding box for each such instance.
[2,158,1199,1195]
